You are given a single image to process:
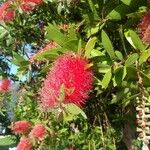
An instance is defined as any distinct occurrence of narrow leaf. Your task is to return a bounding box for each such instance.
[101,69,112,89]
[125,53,139,66]
[65,103,87,119]
[12,52,29,66]
[107,4,130,20]
[115,51,124,61]
[121,0,132,5]
[46,24,67,46]
[139,50,150,65]
[85,37,97,58]
[35,48,65,61]
[46,24,78,52]
[86,0,99,19]
[101,30,116,59]
[124,29,145,51]
[113,66,127,86]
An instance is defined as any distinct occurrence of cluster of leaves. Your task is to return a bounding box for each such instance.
[0,0,150,149]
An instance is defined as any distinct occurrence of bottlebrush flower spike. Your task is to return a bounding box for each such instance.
[30,41,58,64]
[17,137,32,150]
[138,12,150,44]
[20,0,43,12]
[0,1,15,22]
[29,124,46,141]
[11,120,31,134]
[40,53,93,108]
[0,79,11,92]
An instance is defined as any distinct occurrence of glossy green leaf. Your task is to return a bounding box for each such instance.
[113,66,127,86]
[97,63,111,73]
[46,24,67,45]
[87,0,99,19]
[115,51,124,61]
[139,50,150,65]
[63,39,78,52]
[46,24,78,52]
[77,38,83,52]
[85,37,97,58]
[107,4,130,20]
[124,29,145,51]
[101,69,112,89]
[65,103,87,119]
[0,26,8,39]
[12,52,29,66]
[68,25,78,40]
[63,112,74,121]
[121,0,132,5]
[35,47,65,61]
[101,30,116,60]
[90,49,104,58]
[125,53,139,66]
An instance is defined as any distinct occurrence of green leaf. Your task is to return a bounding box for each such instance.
[65,103,87,119]
[85,37,97,58]
[86,0,99,19]
[87,24,100,38]
[63,112,74,121]
[121,0,132,5]
[46,24,78,52]
[46,24,67,45]
[101,69,112,89]
[107,4,130,20]
[97,63,111,73]
[101,30,116,60]
[0,26,8,39]
[63,39,78,52]
[139,50,150,65]
[90,49,104,58]
[78,39,82,51]
[121,0,144,7]
[35,47,65,61]
[115,51,124,61]
[68,25,78,40]
[113,66,127,86]
[125,53,139,66]
[12,52,29,66]
[124,29,145,51]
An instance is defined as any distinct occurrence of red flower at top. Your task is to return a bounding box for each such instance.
[40,53,93,108]
[0,79,11,92]
[17,137,32,150]
[29,124,46,141]
[138,12,150,44]
[11,120,31,134]
[20,0,43,12]
[0,1,15,22]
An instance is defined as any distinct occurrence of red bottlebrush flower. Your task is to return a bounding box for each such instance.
[0,79,11,92]
[30,41,58,64]
[0,1,15,22]
[40,53,93,108]
[17,137,32,150]
[138,12,150,44]
[21,0,43,12]
[29,124,46,141]
[11,120,31,134]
